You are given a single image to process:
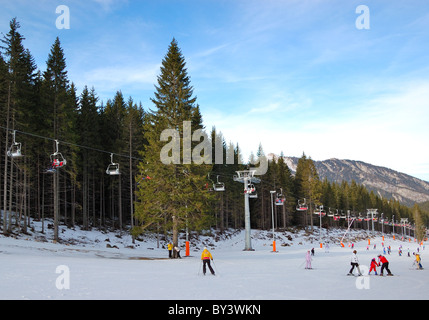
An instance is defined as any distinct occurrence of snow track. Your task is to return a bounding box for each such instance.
[0,224,427,300]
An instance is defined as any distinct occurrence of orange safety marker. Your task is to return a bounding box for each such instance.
[185,241,190,256]
[320,242,323,248]
[272,240,276,252]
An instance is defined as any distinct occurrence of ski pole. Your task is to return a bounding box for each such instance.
[212,259,219,275]
[198,260,202,275]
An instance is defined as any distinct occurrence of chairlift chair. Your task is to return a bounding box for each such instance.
[50,140,67,169]
[106,153,120,175]
[314,206,326,216]
[245,183,256,194]
[7,131,23,158]
[213,176,225,192]
[275,189,285,206]
[275,197,285,206]
[296,198,308,211]
[244,183,257,198]
[7,142,23,158]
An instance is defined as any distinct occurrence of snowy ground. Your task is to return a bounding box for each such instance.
[0,220,427,300]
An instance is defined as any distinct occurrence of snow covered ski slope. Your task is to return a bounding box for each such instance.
[0,224,427,300]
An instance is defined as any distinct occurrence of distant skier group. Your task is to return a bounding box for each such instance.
[348,249,393,276]
[166,239,423,278]
[167,242,216,276]
[346,247,424,276]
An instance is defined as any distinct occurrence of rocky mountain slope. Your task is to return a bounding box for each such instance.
[269,154,429,206]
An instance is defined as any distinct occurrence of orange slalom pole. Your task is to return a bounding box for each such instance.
[185,241,190,257]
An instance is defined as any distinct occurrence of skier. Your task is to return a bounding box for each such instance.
[167,242,173,258]
[201,247,215,276]
[414,252,423,270]
[348,250,362,276]
[378,255,393,276]
[368,258,379,275]
[305,250,312,269]
[174,246,181,259]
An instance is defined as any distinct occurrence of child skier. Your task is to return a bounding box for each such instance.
[348,250,362,276]
[369,258,379,275]
[305,250,312,269]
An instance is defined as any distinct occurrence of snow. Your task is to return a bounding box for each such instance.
[0,220,427,300]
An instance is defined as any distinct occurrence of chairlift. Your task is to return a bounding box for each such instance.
[245,183,256,194]
[106,153,120,175]
[7,130,23,158]
[313,206,326,216]
[275,189,285,206]
[213,175,225,192]
[296,198,308,211]
[50,140,66,169]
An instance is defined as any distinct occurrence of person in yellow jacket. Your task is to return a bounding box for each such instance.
[414,252,423,269]
[201,247,215,275]
[167,242,173,258]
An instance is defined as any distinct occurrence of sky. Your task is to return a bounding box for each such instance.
[1,0,429,181]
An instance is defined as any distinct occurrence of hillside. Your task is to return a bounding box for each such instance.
[269,154,429,206]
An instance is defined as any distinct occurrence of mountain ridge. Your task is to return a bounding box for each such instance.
[268,153,429,206]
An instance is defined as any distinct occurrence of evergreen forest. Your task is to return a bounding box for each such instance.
[1,19,427,252]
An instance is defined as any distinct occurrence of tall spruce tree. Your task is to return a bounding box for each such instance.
[42,36,75,241]
[294,153,321,229]
[135,39,212,257]
[1,18,37,234]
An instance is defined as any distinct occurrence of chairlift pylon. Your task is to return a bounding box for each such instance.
[106,153,120,175]
[7,130,23,158]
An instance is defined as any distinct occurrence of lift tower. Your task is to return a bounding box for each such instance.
[234,170,260,251]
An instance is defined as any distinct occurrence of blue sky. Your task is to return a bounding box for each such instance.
[2,0,429,181]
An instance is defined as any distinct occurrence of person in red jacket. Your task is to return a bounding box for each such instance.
[369,258,379,275]
[378,255,393,276]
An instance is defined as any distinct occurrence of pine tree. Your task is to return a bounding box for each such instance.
[413,204,426,242]
[42,36,76,241]
[135,39,212,257]
[1,18,37,234]
[294,153,321,229]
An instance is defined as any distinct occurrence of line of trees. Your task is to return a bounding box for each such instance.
[0,19,427,249]
[0,18,146,241]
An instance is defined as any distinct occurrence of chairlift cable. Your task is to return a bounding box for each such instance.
[0,125,144,161]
